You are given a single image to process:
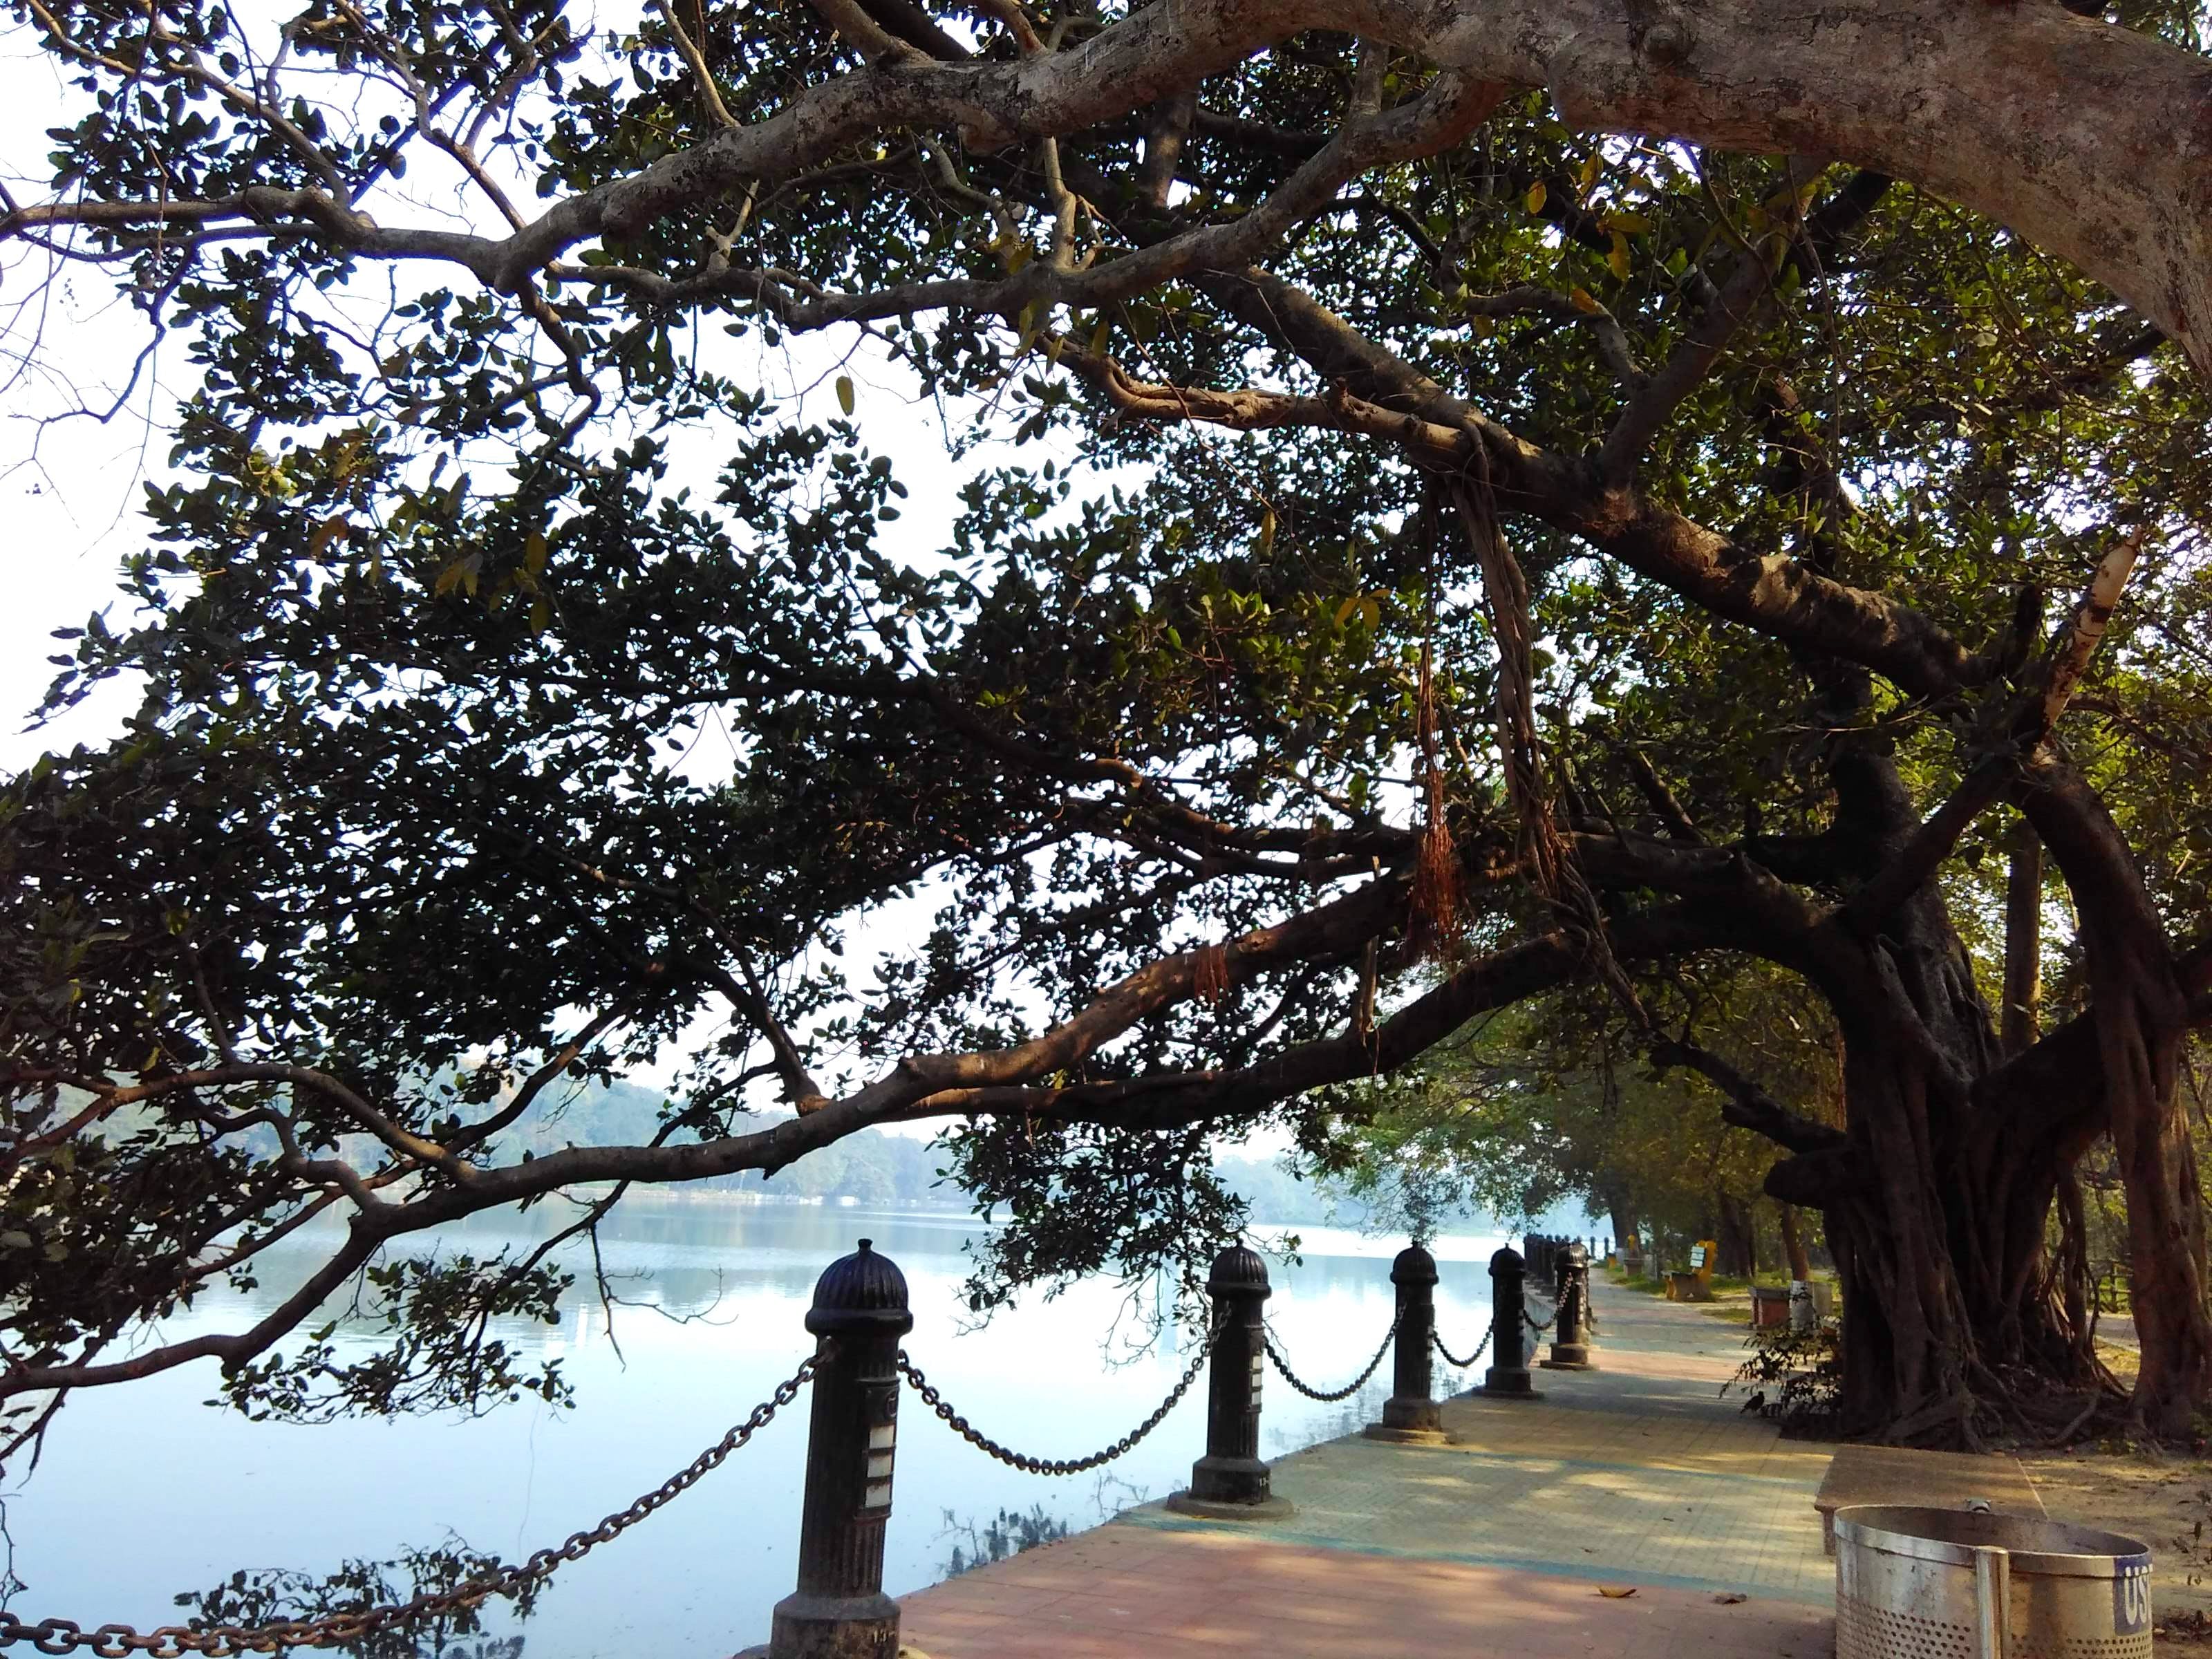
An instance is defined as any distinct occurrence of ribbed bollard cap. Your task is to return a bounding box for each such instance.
[1489,1245,1525,1277]
[1564,1241,1589,1267]
[805,1238,917,1336]
[1390,1243,1438,1286]
[1207,1241,1271,1294]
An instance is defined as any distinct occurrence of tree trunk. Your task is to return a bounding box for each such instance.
[2101,977,2210,1435]
[1738,718,2212,1443]
[1716,1190,1757,1278]
[2054,1169,2094,1369]
[1599,1184,1637,1262]
[1759,751,2046,1437]
[1779,1202,1812,1282]
[2003,820,2043,1057]
[1821,1039,1978,1439]
[2019,755,2212,1436]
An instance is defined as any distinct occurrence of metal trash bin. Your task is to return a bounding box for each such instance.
[1835,1504,2153,1659]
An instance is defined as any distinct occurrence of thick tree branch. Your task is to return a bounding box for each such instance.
[1599,165,1892,478]
[1623,749,1703,843]
[3,1225,382,1395]
[13,1,2210,374]
[559,65,1506,324]
[1845,526,2145,931]
[1649,1038,1848,1155]
[1168,265,1991,700]
[448,1006,631,1154]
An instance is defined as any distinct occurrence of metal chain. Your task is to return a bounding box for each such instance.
[1524,1304,1557,1334]
[1261,1314,1398,1404]
[1433,1325,1492,1370]
[0,1358,816,1657]
[898,1328,1215,1477]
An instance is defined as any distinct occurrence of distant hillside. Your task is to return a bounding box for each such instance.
[514,1078,1371,1221]
[1210,1154,1374,1228]
[91,1073,1438,1224]
[511,1076,947,1205]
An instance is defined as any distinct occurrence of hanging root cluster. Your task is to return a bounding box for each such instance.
[1408,629,1463,959]
[1449,468,1646,1027]
[1192,942,1230,1005]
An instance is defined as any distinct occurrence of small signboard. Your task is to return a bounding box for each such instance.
[2116,1558,2153,1635]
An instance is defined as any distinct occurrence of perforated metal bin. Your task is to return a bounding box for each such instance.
[1834,1504,2153,1659]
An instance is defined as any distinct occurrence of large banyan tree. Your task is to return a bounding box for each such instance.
[3,0,2211,1450]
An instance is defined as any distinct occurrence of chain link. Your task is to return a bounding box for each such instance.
[1521,1275,1598,1338]
[898,1328,1215,1477]
[1432,1325,1492,1370]
[1260,1315,1398,1403]
[0,1358,816,1657]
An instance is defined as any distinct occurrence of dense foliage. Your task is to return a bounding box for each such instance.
[2,0,2209,1451]
[1336,982,1824,1271]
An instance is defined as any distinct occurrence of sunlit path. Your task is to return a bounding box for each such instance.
[902,1277,1838,1656]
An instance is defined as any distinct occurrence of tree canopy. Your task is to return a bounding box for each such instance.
[3,0,2211,1453]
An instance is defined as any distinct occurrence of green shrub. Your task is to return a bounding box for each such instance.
[1725,1317,1842,1438]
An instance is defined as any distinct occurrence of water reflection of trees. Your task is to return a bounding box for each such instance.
[1264,1382,1391,1456]
[934,1471,1153,1579]
[174,1537,536,1659]
[935,1506,1071,1577]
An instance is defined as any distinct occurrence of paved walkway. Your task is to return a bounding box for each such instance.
[901,1278,1839,1658]
[900,1525,1834,1659]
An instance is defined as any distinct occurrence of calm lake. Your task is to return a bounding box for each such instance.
[4,1197,1508,1658]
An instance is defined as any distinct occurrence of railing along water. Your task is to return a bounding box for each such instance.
[0,1358,818,1656]
[1479,1244,1542,1400]
[1362,1244,1446,1445]
[0,1232,1550,1658]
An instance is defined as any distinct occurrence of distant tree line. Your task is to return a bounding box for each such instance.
[524,1079,1392,1226]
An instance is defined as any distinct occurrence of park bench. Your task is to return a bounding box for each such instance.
[1812,1443,2046,1555]
[1664,1239,1719,1302]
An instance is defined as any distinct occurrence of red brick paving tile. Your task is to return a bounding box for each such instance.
[902,1530,1835,1659]
[899,1280,1846,1658]
[918,1588,1071,1621]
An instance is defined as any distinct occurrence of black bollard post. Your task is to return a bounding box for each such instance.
[1479,1246,1542,1399]
[1167,1244,1295,1519]
[758,1239,912,1659]
[1365,1243,1447,1445]
[1541,1242,1597,1371]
